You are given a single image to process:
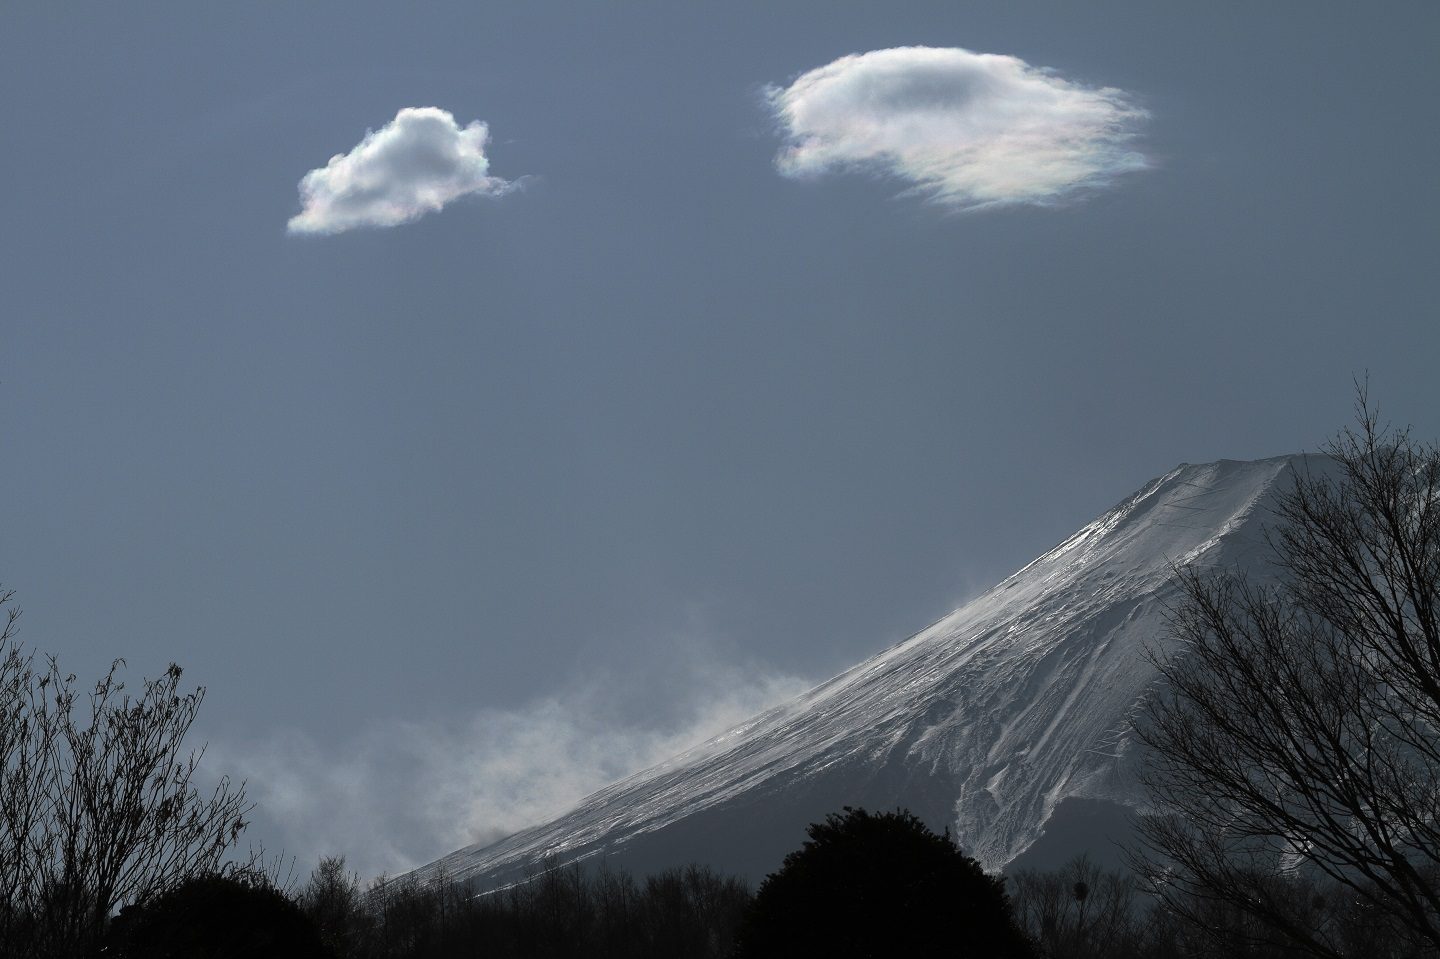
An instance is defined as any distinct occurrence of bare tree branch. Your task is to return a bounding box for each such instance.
[0,591,250,958]
[1132,395,1440,957]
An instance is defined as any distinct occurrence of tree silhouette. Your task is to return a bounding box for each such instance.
[735,806,1034,958]
[1134,393,1440,956]
[105,873,330,958]
[0,589,249,957]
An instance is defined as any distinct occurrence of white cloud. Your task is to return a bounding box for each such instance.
[767,46,1149,209]
[214,650,812,880]
[287,107,513,235]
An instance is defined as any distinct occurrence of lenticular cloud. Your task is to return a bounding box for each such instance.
[767,46,1149,210]
[287,107,512,235]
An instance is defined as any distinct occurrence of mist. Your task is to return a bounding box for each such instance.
[214,643,813,880]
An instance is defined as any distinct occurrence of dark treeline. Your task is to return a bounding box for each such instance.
[1009,856,1421,959]
[5,841,1426,957]
[283,853,1419,959]
[276,804,1427,959]
[298,858,750,959]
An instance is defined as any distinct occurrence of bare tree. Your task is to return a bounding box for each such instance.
[1011,855,1146,959]
[1133,394,1440,958]
[0,589,251,957]
[300,855,369,955]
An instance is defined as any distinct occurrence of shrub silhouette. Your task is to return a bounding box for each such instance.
[105,874,331,959]
[735,807,1034,959]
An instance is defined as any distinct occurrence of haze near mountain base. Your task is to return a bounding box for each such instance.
[414,455,1317,889]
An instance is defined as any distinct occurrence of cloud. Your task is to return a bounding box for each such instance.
[767,46,1149,209]
[287,107,513,235]
[213,648,812,880]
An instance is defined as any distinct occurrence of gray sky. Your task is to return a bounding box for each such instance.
[3,1,1437,875]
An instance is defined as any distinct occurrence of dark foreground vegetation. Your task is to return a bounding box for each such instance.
[303,858,750,959]
[734,807,1032,958]
[275,813,1432,959]
[5,790,1433,957]
[30,827,1438,959]
[1009,855,1429,959]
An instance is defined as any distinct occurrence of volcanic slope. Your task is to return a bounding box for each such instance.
[416,455,1316,888]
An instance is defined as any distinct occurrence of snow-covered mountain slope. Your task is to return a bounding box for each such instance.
[415,455,1318,888]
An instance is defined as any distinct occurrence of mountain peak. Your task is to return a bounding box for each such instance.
[413,455,1318,888]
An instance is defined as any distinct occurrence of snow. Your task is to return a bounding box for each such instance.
[411,455,1321,888]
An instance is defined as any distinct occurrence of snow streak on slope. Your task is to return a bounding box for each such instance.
[415,456,1312,887]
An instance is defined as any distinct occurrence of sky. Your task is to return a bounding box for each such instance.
[2,2,1437,877]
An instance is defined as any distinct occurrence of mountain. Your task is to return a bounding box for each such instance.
[414,455,1315,889]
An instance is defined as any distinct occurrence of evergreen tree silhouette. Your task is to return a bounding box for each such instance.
[735,807,1034,959]
[105,874,331,959]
